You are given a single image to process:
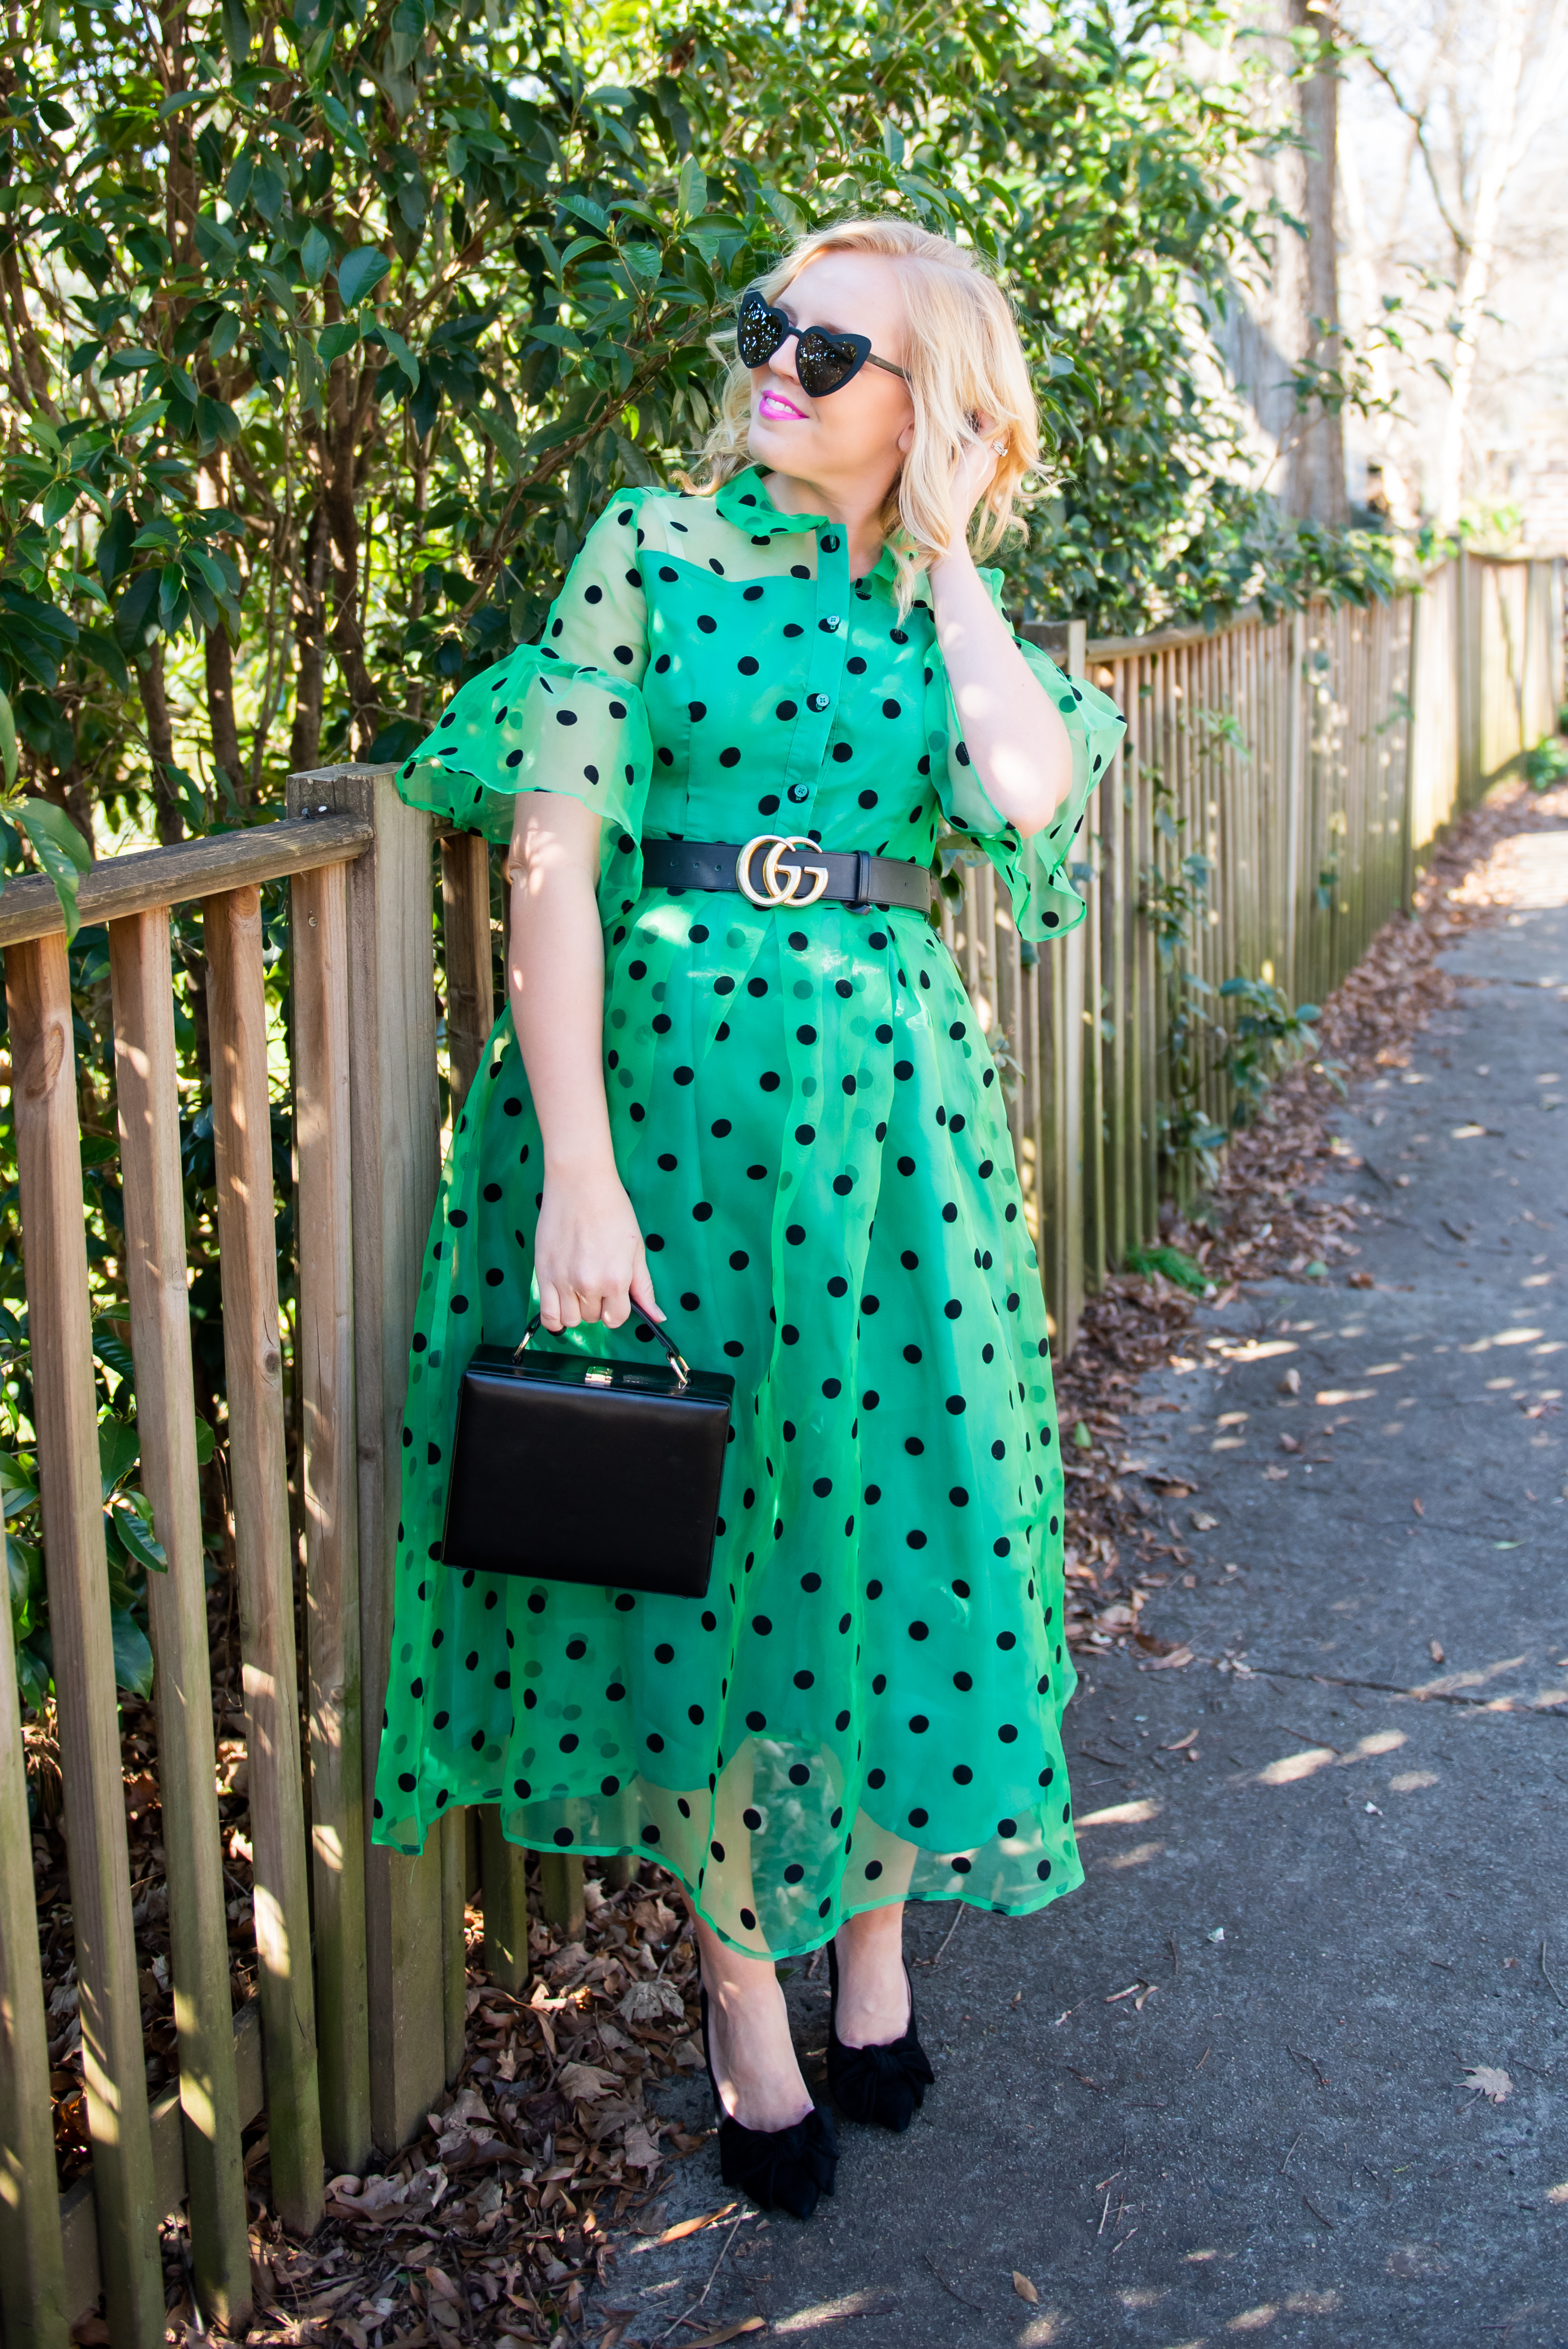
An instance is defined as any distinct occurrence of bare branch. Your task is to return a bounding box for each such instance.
[1360,51,1470,255]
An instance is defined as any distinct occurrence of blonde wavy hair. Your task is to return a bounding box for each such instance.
[690,217,1041,615]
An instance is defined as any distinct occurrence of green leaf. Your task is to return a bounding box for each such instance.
[378,325,420,389]
[16,800,92,942]
[110,1608,154,1698]
[761,184,806,234]
[76,627,131,695]
[98,1414,140,1499]
[193,1414,215,1467]
[8,1537,40,1633]
[559,190,611,236]
[300,224,332,285]
[338,246,390,309]
[318,319,358,363]
[0,689,16,790]
[250,162,285,225]
[677,156,706,224]
[92,1321,136,1389]
[97,505,135,590]
[220,0,252,61]
[315,92,369,161]
[1124,1243,1208,1294]
[110,1493,167,1574]
[295,330,325,419]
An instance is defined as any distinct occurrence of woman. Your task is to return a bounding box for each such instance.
[372,217,1124,2216]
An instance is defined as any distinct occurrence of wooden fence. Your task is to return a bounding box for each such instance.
[0,549,1560,2349]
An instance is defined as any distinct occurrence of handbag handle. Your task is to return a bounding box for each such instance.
[514,1310,692,1390]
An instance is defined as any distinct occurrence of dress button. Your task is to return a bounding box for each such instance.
[807,692,830,712]
[821,614,841,631]
[787,781,810,804]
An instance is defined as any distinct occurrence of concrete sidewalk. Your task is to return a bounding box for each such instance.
[621,829,1568,2349]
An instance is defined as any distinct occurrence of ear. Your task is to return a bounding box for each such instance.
[896,420,915,455]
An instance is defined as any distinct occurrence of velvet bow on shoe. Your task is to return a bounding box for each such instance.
[826,1942,936,2132]
[699,1988,839,2219]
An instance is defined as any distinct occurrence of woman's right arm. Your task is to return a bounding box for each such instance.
[506,791,662,1334]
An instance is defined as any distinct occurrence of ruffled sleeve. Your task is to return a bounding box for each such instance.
[931,569,1126,943]
[393,492,654,924]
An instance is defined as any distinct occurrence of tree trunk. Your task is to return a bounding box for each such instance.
[139,640,186,844]
[324,476,381,755]
[289,504,329,773]
[205,626,243,809]
[1285,0,1348,527]
[38,762,97,854]
[0,242,54,413]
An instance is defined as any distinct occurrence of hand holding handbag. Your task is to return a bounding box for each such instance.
[439,1315,735,1599]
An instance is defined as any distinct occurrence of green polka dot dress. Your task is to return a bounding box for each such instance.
[372,466,1125,1956]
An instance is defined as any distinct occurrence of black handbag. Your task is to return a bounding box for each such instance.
[439,1315,735,1599]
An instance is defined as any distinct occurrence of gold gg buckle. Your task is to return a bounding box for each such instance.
[736,833,830,908]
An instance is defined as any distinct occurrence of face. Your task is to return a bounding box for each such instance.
[746,250,916,496]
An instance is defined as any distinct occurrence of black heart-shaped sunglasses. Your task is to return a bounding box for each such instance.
[736,286,909,398]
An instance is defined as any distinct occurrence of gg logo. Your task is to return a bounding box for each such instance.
[735,832,830,908]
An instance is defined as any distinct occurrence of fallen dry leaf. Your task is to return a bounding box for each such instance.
[775,2300,897,2336]
[1189,1510,1218,1532]
[1279,1433,1300,1453]
[651,2204,740,2248]
[1142,1644,1196,1671]
[1429,1639,1445,1664]
[1462,2065,1512,2104]
[1348,1270,1376,1288]
[1412,1497,1425,1517]
[1278,1368,1301,1395]
[1012,2272,1040,2304]
[1264,1465,1290,1481]
[618,1978,685,2026]
[684,2324,766,2348]
[556,2060,619,2103]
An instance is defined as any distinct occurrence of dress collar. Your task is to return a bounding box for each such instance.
[715,464,822,536]
[715,464,903,590]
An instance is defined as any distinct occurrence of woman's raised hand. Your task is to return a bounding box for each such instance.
[943,414,1006,553]
[534,1166,664,1333]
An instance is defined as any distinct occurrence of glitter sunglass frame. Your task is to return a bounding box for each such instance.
[736,286,910,398]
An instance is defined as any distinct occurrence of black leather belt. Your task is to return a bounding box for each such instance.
[642,834,933,914]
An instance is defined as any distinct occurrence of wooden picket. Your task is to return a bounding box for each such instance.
[0,551,1559,2344]
[109,909,251,2326]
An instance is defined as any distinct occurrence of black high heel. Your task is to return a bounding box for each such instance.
[826,1940,935,2132]
[699,1986,837,2219]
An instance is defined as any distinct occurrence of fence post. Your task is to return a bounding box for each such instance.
[109,909,252,2321]
[1017,620,1088,1352]
[1399,589,1423,916]
[291,765,449,2155]
[0,1517,68,2349]
[5,935,165,2347]
[205,886,324,2237]
[288,840,372,2175]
